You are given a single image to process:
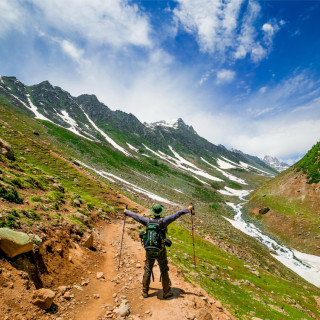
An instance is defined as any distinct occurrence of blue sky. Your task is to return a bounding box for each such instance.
[0,0,319,164]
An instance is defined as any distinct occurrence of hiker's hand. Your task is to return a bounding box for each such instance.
[188,203,194,212]
[123,209,127,215]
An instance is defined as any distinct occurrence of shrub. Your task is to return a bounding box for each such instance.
[0,186,23,204]
[31,195,42,202]
[29,209,41,220]
[10,177,26,189]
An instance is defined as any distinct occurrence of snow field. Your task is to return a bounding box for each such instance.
[218,187,251,200]
[82,110,131,157]
[201,157,247,185]
[143,145,223,183]
[78,161,176,205]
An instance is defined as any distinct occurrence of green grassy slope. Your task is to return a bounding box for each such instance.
[247,142,320,254]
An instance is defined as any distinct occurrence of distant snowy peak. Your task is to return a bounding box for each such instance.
[262,155,290,172]
[146,118,197,133]
[148,118,180,129]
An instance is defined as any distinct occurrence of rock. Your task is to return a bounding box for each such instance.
[73,212,88,224]
[32,288,55,310]
[209,273,217,280]
[83,234,94,249]
[73,199,81,207]
[63,291,73,300]
[0,228,33,258]
[52,183,65,193]
[97,272,105,279]
[0,138,14,160]
[215,301,223,309]
[113,299,130,318]
[259,207,270,215]
[197,308,213,320]
[93,294,100,299]
[135,263,141,268]
[58,286,68,294]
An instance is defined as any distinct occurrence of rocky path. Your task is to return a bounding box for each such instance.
[72,218,234,320]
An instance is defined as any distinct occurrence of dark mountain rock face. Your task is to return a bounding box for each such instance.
[0,75,276,174]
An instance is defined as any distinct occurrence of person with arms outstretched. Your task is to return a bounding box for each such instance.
[124,203,194,299]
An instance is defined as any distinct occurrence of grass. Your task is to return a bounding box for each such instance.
[167,222,320,320]
[1,97,319,319]
[296,141,320,184]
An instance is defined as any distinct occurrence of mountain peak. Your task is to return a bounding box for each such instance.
[37,80,54,88]
[147,118,197,134]
[262,155,290,172]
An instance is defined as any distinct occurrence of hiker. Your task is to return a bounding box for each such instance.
[124,203,194,299]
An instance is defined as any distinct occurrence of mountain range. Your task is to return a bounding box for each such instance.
[1,75,320,320]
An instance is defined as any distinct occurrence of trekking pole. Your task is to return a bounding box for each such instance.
[118,204,127,269]
[190,203,196,267]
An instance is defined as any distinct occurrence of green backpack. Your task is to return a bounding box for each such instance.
[141,218,167,252]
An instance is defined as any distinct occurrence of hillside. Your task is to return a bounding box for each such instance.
[1,76,320,319]
[247,142,320,254]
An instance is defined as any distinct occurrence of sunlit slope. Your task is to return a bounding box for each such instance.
[247,142,320,254]
[1,99,320,319]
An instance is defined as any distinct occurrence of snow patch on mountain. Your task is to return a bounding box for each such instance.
[240,161,274,176]
[143,145,222,182]
[57,110,95,141]
[217,158,237,170]
[218,187,251,200]
[25,94,52,122]
[151,119,180,129]
[126,143,139,153]
[82,110,131,157]
[201,157,247,185]
[193,176,210,185]
[78,161,176,205]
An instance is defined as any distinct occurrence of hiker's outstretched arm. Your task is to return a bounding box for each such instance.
[124,210,148,226]
[163,208,189,227]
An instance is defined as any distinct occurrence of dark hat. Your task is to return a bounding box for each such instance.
[150,204,165,217]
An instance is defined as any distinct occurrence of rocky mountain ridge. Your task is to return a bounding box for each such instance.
[262,155,290,172]
[0,75,276,176]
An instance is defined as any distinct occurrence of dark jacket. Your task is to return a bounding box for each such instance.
[124,208,189,227]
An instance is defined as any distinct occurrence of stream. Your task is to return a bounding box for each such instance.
[224,192,320,288]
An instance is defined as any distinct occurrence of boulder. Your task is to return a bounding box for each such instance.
[0,228,33,258]
[52,183,65,193]
[73,212,88,224]
[73,199,81,207]
[0,138,14,160]
[83,234,94,249]
[32,288,55,310]
[114,299,130,318]
[197,308,213,320]
[259,207,270,215]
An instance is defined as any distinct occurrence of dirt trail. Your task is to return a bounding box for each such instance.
[73,217,234,320]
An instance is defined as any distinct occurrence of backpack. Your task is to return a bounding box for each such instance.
[141,218,167,252]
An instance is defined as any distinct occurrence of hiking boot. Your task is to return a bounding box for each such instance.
[142,291,149,298]
[163,290,173,299]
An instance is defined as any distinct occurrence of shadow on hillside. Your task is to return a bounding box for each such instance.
[148,286,199,300]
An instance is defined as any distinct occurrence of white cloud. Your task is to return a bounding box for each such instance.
[0,0,26,37]
[173,0,244,54]
[173,0,281,63]
[60,40,85,65]
[216,69,236,84]
[0,0,152,48]
[259,86,267,94]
